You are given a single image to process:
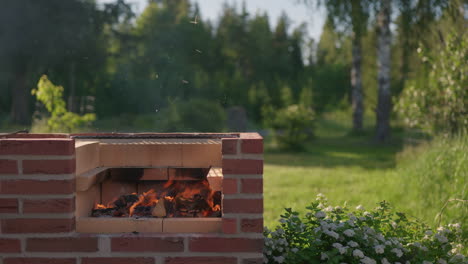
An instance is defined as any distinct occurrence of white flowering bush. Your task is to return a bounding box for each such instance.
[264,194,466,264]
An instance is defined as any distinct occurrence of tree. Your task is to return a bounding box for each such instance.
[375,0,392,142]
[308,0,369,132]
[0,0,109,125]
[32,75,95,132]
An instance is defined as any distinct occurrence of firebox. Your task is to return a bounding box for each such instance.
[0,133,264,264]
[75,137,225,233]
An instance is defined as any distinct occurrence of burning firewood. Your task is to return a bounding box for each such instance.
[152,199,166,217]
[91,179,222,218]
[114,194,139,209]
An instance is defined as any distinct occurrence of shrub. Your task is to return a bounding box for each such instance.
[264,194,465,264]
[396,33,468,134]
[31,75,95,132]
[270,104,315,150]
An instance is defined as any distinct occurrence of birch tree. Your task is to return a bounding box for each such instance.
[319,0,369,132]
[375,0,392,142]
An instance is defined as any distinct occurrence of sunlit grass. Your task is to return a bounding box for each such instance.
[263,111,467,238]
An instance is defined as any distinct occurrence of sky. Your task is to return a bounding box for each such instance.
[97,0,326,40]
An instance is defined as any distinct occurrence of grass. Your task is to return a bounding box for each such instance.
[264,110,467,236]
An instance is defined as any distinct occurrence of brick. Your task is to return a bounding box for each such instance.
[241,179,263,193]
[0,179,75,194]
[27,237,98,252]
[222,138,238,155]
[0,198,18,213]
[223,178,238,194]
[222,218,237,234]
[182,143,222,167]
[0,238,21,253]
[241,218,263,233]
[3,134,68,139]
[165,257,237,264]
[111,237,184,252]
[242,258,263,264]
[163,218,221,233]
[82,258,154,264]
[241,139,263,154]
[189,237,263,252]
[23,159,75,174]
[0,160,17,174]
[222,159,263,174]
[23,198,75,213]
[4,258,76,264]
[0,139,74,155]
[2,218,74,233]
[223,199,263,214]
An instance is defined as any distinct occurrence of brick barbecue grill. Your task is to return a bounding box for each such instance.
[0,133,263,264]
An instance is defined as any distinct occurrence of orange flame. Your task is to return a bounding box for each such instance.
[129,189,159,216]
[93,179,220,218]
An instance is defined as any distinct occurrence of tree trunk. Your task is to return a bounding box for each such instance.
[351,35,363,132]
[10,70,30,125]
[68,61,77,113]
[376,0,392,142]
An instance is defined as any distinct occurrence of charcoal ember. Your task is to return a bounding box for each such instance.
[91,207,118,217]
[175,195,210,215]
[164,197,175,217]
[213,191,221,207]
[114,194,139,209]
[210,210,222,217]
[132,206,153,217]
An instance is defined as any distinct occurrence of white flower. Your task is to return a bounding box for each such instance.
[315,211,326,218]
[321,252,329,260]
[291,248,299,253]
[348,241,359,247]
[344,229,355,237]
[448,223,461,230]
[391,248,403,258]
[361,257,376,264]
[381,258,390,264]
[437,259,447,264]
[263,256,268,264]
[324,206,334,212]
[425,230,433,236]
[335,206,342,211]
[347,220,356,227]
[356,205,365,210]
[391,221,398,229]
[273,256,285,263]
[316,193,326,200]
[353,249,364,258]
[449,254,465,262]
[338,246,348,255]
[376,233,385,242]
[375,245,385,254]
[435,234,448,243]
[333,243,343,249]
[279,218,287,224]
[325,230,339,239]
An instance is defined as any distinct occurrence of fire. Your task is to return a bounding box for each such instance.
[92,179,221,218]
[129,189,159,216]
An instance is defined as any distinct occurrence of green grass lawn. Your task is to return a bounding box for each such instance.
[263,111,467,231]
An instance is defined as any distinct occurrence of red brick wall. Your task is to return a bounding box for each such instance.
[0,133,263,264]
